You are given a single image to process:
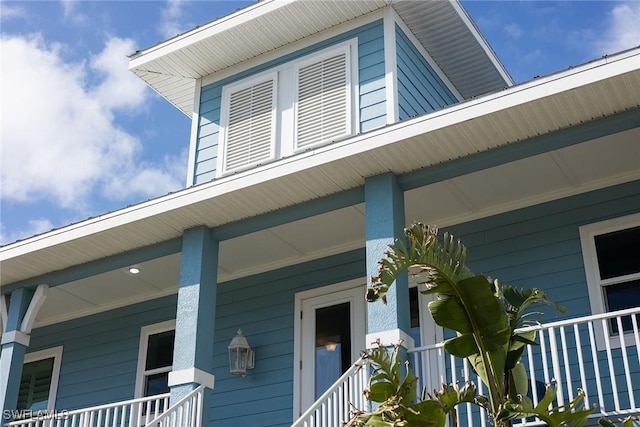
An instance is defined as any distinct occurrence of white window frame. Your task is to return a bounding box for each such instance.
[293,42,356,152]
[218,72,278,175]
[216,39,359,177]
[579,212,640,349]
[134,320,175,398]
[21,346,63,411]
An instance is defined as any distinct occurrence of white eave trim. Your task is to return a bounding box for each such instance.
[3,48,639,263]
[129,0,295,70]
[449,0,514,86]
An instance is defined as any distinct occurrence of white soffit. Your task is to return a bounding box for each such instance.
[129,0,390,114]
[129,0,511,115]
[392,0,513,98]
[2,48,639,285]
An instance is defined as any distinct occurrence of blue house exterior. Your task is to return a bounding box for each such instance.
[1,1,639,427]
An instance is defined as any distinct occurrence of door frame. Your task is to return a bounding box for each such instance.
[292,278,366,419]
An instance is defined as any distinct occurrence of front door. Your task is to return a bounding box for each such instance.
[295,280,366,415]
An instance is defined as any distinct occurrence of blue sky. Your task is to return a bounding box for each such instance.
[1,0,639,246]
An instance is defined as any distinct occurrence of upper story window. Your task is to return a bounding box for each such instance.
[218,40,357,176]
[579,213,640,345]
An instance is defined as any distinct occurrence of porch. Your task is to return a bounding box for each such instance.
[7,308,638,427]
[294,307,640,427]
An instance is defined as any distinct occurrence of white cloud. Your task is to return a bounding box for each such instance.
[596,1,640,55]
[0,3,26,20]
[0,218,55,245]
[90,38,148,111]
[159,0,190,39]
[504,23,522,38]
[61,0,87,25]
[0,34,183,211]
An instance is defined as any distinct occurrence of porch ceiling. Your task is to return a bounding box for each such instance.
[26,125,640,329]
[2,49,639,306]
[128,0,510,115]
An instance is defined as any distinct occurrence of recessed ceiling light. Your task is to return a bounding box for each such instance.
[129,267,141,274]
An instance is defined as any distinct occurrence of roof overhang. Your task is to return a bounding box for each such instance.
[2,48,639,287]
[128,0,512,115]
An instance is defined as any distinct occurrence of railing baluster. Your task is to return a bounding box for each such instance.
[616,315,635,409]
[548,327,565,406]
[538,328,552,405]
[602,318,620,411]
[526,343,539,405]
[559,326,574,401]
[632,313,640,368]
[587,320,606,414]
[573,322,589,408]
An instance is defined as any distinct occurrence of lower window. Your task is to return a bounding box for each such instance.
[579,213,640,345]
[18,347,63,412]
[135,321,175,398]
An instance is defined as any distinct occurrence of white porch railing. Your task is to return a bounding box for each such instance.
[291,358,368,427]
[4,393,170,427]
[292,307,640,427]
[145,385,205,427]
[409,306,640,426]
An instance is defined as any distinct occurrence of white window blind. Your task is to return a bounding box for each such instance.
[296,52,349,149]
[224,79,276,172]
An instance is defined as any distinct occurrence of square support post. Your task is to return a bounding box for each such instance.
[169,226,218,408]
[364,173,413,349]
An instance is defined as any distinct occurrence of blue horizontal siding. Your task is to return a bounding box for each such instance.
[193,19,385,185]
[440,180,640,419]
[395,24,456,121]
[208,248,366,426]
[27,295,178,410]
[447,179,640,321]
[26,249,365,426]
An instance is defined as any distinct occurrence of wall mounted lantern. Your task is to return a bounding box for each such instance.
[228,329,254,376]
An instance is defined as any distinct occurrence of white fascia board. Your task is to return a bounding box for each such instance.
[129,0,295,70]
[383,7,399,124]
[186,78,202,187]
[449,0,514,86]
[2,49,638,263]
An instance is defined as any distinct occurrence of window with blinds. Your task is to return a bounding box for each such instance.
[222,78,276,173]
[217,40,356,177]
[296,52,350,149]
[17,357,54,411]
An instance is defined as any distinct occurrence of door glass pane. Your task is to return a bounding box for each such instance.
[315,302,350,399]
[409,287,421,347]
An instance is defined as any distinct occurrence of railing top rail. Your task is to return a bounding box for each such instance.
[514,306,640,332]
[292,357,367,427]
[4,393,171,425]
[408,307,640,354]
